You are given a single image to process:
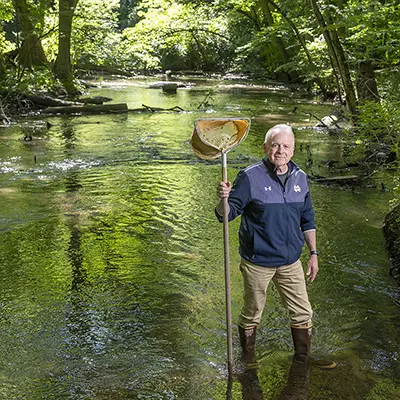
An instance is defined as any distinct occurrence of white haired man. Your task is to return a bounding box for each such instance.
[216,124,335,369]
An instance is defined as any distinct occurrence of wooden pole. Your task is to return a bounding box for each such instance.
[221,152,233,375]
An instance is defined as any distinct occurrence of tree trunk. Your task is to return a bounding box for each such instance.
[53,0,79,91]
[264,0,328,95]
[259,0,299,82]
[12,0,48,68]
[309,0,358,115]
[260,1,289,64]
[356,60,379,102]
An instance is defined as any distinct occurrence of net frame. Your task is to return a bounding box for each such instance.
[191,118,251,160]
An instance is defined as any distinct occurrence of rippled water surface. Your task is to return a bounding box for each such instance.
[0,77,399,399]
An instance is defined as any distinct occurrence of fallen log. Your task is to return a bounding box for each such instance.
[26,94,77,107]
[75,64,136,77]
[312,175,361,185]
[43,103,128,114]
[41,103,183,115]
[130,104,184,112]
[303,111,342,133]
[75,96,113,105]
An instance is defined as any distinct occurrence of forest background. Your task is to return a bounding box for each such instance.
[0,0,399,207]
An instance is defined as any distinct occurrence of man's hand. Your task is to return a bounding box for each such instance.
[217,181,231,199]
[216,181,231,216]
[306,255,318,282]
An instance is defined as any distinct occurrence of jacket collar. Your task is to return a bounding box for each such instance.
[262,157,299,175]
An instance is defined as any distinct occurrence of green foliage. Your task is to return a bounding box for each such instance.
[121,0,236,72]
[0,0,15,55]
[282,29,337,90]
[118,0,142,29]
[356,98,400,203]
[0,0,13,23]
[72,0,123,68]
[356,99,400,148]
[232,29,279,76]
[0,67,60,93]
[393,176,400,206]
[0,0,399,102]
[0,30,14,55]
[119,32,162,71]
[344,0,400,68]
[20,0,55,33]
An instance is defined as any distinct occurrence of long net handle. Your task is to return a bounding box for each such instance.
[221,152,233,375]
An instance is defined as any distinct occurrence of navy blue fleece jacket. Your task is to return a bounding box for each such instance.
[216,157,315,267]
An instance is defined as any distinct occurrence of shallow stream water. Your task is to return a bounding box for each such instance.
[0,76,399,399]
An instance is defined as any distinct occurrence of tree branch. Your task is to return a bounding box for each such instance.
[165,28,238,45]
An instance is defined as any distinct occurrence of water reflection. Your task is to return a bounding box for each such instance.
[60,118,78,154]
[237,368,264,400]
[276,362,310,400]
[229,360,311,400]
[0,77,399,399]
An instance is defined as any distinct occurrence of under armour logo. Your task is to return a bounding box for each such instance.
[264,186,272,191]
[294,185,301,192]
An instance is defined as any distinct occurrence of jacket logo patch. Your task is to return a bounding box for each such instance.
[294,185,301,192]
[264,186,272,191]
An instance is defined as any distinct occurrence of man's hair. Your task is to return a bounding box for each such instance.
[264,124,295,144]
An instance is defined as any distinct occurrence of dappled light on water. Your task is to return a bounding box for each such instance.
[0,77,399,399]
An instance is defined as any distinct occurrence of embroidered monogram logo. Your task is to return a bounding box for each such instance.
[264,186,272,191]
[294,185,301,192]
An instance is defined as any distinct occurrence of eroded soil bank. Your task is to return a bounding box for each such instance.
[383,203,400,281]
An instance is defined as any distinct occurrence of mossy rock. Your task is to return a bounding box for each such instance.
[383,203,400,280]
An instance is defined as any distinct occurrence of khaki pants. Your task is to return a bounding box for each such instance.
[238,258,313,329]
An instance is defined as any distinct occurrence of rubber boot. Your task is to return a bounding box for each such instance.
[239,326,257,364]
[291,326,336,369]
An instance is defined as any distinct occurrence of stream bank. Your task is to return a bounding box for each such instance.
[383,203,400,281]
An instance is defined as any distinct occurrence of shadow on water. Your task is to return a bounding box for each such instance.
[228,352,396,400]
[0,77,399,399]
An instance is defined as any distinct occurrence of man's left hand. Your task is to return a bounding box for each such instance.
[306,255,318,282]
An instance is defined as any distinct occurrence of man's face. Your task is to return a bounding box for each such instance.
[263,131,295,168]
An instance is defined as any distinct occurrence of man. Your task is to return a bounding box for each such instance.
[216,124,335,369]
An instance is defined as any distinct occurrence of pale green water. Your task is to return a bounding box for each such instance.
[0,77,399,399]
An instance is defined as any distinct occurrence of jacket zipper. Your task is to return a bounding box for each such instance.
[280,170,294,264]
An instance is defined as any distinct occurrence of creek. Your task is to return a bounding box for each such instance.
[0,76,399,399]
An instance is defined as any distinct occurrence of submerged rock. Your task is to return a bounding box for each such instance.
[162,83,178,94]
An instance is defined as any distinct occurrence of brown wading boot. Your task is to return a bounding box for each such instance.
[239,326,257,364]
[291,326,336,369]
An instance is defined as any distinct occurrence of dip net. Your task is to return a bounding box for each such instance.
[191,118,250,160]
